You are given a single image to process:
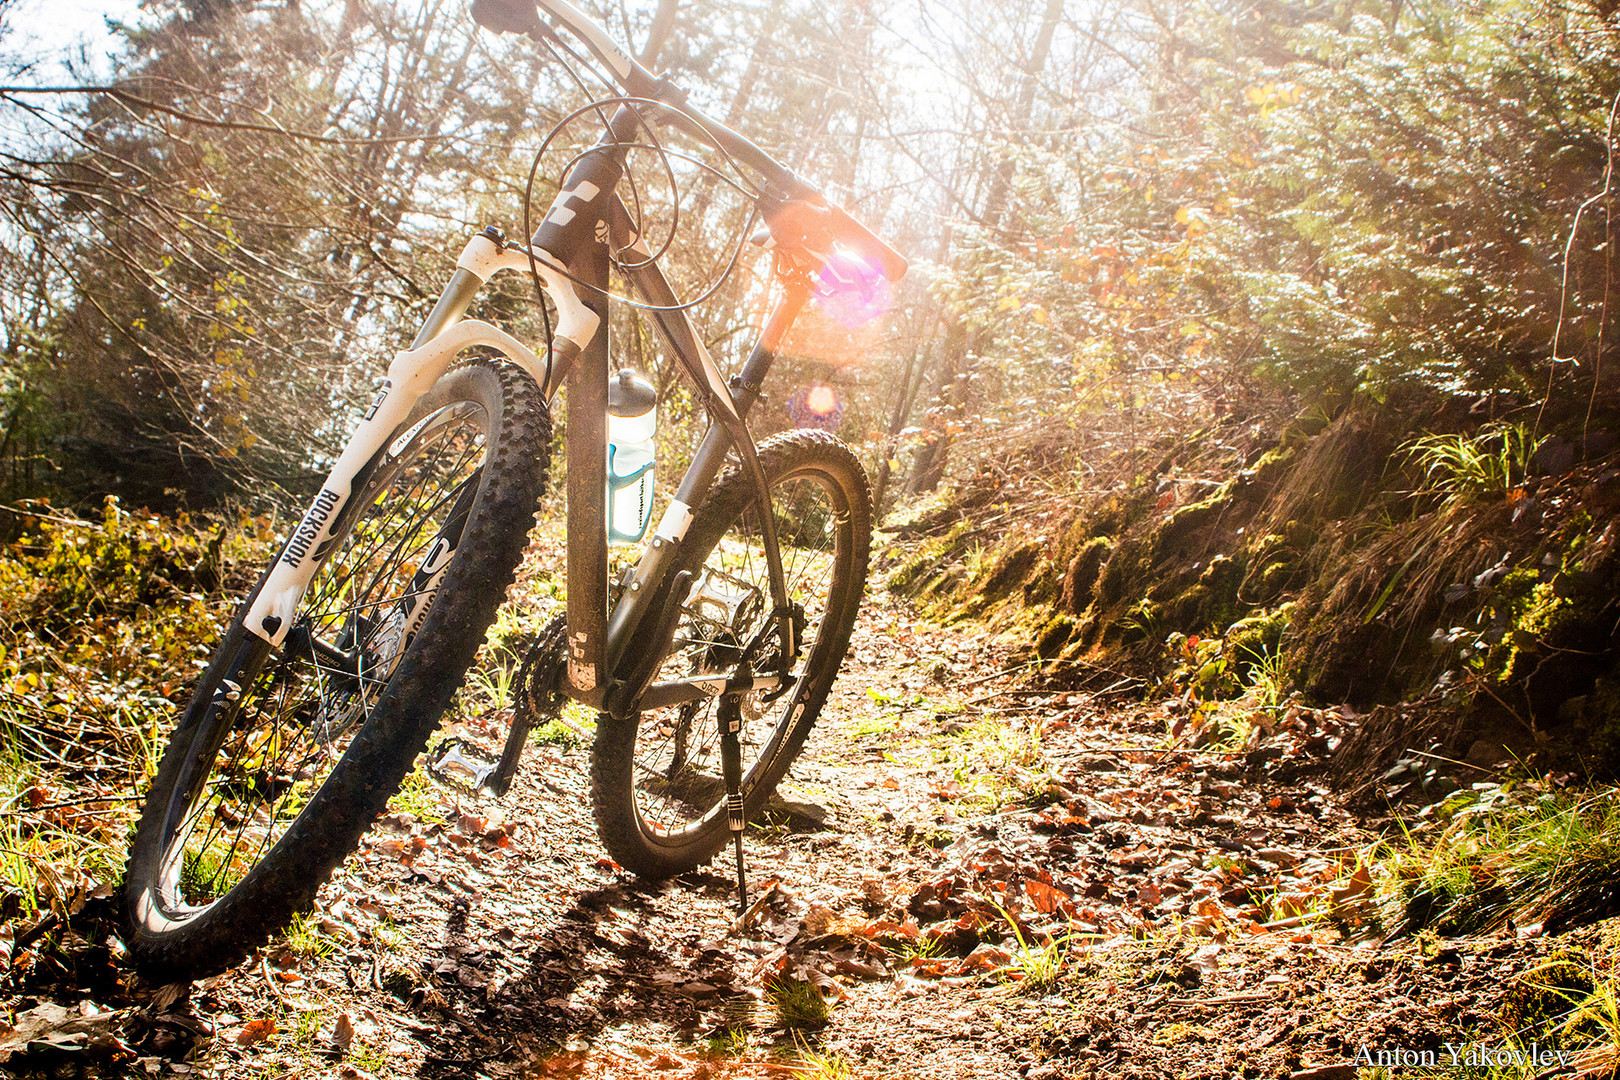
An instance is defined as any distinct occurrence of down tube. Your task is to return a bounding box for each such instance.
[563,240,613,701]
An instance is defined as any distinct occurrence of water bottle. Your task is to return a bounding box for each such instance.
[607,369,657,544]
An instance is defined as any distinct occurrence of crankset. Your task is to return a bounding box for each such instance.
[427,614,567,796]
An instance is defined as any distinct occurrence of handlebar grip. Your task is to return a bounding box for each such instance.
[471,0,543,35]
[826,205,909,283]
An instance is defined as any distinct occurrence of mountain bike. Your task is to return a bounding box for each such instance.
[120,0,907,980]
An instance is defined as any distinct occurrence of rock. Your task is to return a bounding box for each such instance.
[772,797,831,832]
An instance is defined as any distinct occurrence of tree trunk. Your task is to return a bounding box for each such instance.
[639,0,678,67]
[904,0,1066,496]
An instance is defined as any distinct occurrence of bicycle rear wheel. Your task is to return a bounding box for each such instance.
[590,430,872,878]
[122,358,548,980]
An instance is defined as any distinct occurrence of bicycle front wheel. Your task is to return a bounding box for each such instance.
[590,430,872,878]
[123,358,549,980]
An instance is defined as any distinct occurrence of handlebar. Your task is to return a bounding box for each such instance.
[472,0,908,282]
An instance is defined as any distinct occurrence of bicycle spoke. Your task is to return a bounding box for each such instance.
[629,460,852,842]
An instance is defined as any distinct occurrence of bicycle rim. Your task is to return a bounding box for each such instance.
[143,399,494,918]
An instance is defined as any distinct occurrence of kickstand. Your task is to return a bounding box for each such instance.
[717,683,748,913]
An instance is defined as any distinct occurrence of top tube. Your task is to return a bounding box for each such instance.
[533,2,792,182]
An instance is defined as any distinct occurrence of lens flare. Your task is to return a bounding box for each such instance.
[788,383,844,431]
[805,384,838,417]
[814,248,892,329]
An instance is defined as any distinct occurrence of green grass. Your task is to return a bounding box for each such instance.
[786,1041,856,1079]
[1358,939,1620,1078]
[532,703,594,746]
[0,502,273,920]
[844,715,896,739]
[767,976,831,1031]
[1365,782,1620,938]
[387,765,451,825]
[0,741,131,917]
[348,1041,390,1071]
[987,897,1070,991]
[892,933,945,963]
[705,1024,751,1058]
[930,716,1052,814]
[461,654,520,715]
[1244,645,1287,710]
[281,909,338,960]
[1402,421,1545,505]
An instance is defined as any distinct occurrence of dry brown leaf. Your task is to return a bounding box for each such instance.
[1330,864,1373,908]
[236,1016,276,1046]
[1024,876,1072,915]
[331,1012,355,1054]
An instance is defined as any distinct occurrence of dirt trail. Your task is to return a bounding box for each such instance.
[4,579,1585,1080]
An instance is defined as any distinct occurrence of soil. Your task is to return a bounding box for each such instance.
[2,580,1608,1080]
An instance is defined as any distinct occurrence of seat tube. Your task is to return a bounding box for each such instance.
[533,108,643,703]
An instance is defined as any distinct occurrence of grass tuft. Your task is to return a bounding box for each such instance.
[768,976,832,1031]
[1367,782,1620,939]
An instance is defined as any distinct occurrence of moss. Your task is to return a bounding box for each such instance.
[1087,495,1129,540]
[1256,560,1293,598]
[888,546,943,596]
[1246,445,1297,491]
[1159,554,1246,634]
[887,519,976,598]
[1495,572,1605,685]
[1154,488,1236,559]
[1095,535,1152,608]
[1225,604,1292,679]
[1109,599,1162,646]
[1557,677,1620,775]
[1036,614,1076,659]
[1286,617,1396,707]
[1061,536,1111,613]
[972,539,1042,602]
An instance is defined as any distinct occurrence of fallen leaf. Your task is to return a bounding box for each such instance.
[1024,877,1072,916]
[236,1016,276,1046]
[1188,943,1221,977]
[1330,864,1373,908]
[0,1002,125,1061]
[148,983,187,1014]
[331,1012,355,1054]
[958,944,1012,975]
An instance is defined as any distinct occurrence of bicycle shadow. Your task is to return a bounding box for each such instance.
[411,871,764,1079]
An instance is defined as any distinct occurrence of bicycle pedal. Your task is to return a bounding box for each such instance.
[427,738,498,792]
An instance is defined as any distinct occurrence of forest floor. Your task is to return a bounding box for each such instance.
[2,575,1609,1080]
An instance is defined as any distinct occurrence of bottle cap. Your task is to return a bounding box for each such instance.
[608,369,657,417]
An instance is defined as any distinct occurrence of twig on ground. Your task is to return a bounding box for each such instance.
[958,661,1039,689]
[14,912,61,952]
[1404,747,1495,774]
[22,794,147,812]
[262,954,288,1007]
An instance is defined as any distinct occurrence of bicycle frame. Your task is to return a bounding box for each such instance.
[244,118,812,723]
